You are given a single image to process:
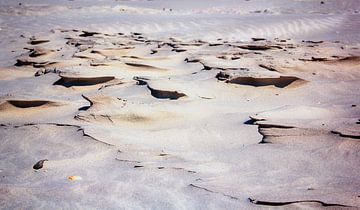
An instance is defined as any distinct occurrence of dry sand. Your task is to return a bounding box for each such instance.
[0,0,360,209]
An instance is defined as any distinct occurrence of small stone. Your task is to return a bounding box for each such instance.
[33,159,48,170]
[68,175,82,181]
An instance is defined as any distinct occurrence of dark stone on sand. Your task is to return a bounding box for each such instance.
[215,71,230,81]
[33,159,48,170]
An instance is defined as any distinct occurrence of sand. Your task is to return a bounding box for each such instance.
[0,0,360,209]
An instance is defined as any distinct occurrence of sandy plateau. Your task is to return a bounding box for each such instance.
[0,0,360,209]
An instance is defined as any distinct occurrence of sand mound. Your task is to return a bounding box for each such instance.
[124,62,167,72]
[249,106,336,143]
[14,59,57,68]
[251,106,333,121]
[28,47,54,58]
[76,94,177,126]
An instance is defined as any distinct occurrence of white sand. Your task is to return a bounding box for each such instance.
[0,0,360,209]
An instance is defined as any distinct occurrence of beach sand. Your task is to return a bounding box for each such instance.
[0,0,360,209]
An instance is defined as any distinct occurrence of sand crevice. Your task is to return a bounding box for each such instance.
[248,197,353,207]
[189,184,239,200]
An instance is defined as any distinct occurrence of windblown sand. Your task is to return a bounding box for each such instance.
[0,0,359,209]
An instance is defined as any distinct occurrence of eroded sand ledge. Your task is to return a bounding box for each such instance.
[0,5,360,208]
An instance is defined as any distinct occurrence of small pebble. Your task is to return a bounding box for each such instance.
[68,176,82,181]
[33,159,48,170]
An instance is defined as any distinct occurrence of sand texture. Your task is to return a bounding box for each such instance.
[0,0,360,209]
